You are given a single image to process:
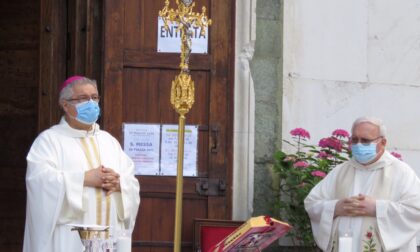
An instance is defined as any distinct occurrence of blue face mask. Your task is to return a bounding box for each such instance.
[351,143,377,164]
[74,100,100,125]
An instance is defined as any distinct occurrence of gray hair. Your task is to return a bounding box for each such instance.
[351,116,387,137]
[58,77,98,106]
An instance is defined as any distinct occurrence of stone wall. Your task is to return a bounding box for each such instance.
[250,0,420,247]
[282,0,420,173]
[251,0,283,216]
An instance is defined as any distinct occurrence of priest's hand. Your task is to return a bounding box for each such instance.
[84,166,104,188]
[334,196,362,218]
[101,166,121,195]
[355,194,376,217]
[334,194,376,218]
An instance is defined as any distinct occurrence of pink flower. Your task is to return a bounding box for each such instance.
[290,128,310,139]
[318,137,343,152]
[318,151,333,159]
[332,129,349,138]
[391,151,403,161]
[311,170,326,178]
[294,161,309,168]
[366,231,373,239]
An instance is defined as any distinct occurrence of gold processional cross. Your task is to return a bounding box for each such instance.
[159,0,211,251]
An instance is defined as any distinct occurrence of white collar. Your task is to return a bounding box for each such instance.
[50,117,101,138]
[349,151,395,171]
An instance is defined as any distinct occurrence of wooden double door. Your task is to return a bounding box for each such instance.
[102,1,235,251]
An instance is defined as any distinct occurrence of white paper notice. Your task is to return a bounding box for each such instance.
[157,17,208,54]
[123,124,160,175]
[160,125,198,176]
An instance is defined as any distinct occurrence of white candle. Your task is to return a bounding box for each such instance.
[338,235,352,252]
[116,236,131,252]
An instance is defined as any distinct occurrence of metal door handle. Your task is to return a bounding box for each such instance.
[210,124,219,153]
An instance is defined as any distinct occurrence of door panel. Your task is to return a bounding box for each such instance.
[103,0,234,251]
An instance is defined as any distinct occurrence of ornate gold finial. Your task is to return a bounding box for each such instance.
[159,0,212,72]
[170,72,195,116]
[159,0,211,114]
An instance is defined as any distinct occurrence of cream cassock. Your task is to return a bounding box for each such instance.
[23,118,140,252]
[305,151,420,252]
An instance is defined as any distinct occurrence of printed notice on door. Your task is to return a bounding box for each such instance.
[160,124,198,176]
[123,124,161,175]
[157,17,208,54]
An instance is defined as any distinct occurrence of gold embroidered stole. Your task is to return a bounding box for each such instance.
[331,160,392,252]
[80,137,111,238]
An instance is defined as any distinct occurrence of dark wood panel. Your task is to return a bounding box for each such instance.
[197,129,209,177]
[133,198,176,247]
[39,0,67,132]
[0,25,39,50]
[124,50,210,70]
[123,68,162,123]
[66,0,103,86]
[0,87,38,114]
[0,191,26,217]
[0,217,25,251]
[0,167,26,192]
[67,0,88,74]
[0,0,39,50]
[0,51,38,82]
[122,66,207,128]
[123,0,143,50]
[103,0,125,140]
[206,0,234,219]
[139,176,206,195]
[132,197,205,252]
[0,1,41,251]
[122,68,210,124]
[85,0,103,81]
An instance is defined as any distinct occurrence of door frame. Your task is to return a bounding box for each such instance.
[232,0,256,221]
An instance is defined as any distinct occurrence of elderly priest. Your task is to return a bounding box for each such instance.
[23,76,140,252]
[305,117,420,252]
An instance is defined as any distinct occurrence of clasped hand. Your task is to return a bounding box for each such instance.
[84,165,121,195]
[334,194,376,218]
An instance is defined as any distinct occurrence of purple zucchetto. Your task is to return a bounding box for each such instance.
[59,75,84,92]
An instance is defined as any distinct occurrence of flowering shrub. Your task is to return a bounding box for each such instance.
[273,128,351,248]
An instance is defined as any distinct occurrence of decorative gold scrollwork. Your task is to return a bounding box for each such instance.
[170,72,195,116]
[159,0,211,114]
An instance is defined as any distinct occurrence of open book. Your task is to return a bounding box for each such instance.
[209,216,291,252]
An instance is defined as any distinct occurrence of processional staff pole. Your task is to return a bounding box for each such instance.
[158,1,211,252]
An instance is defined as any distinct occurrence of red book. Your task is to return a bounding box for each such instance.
[209,216,291,252]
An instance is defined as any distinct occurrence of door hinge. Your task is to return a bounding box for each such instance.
[196,178,226,196]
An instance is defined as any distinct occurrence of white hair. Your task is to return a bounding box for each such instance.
[58,77,97,106]
[351,116,387,137]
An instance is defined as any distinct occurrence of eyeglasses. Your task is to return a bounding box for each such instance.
[350,136,382,145]
[66,95,100,104]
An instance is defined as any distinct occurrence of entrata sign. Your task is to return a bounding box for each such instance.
[157,17,208,54]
